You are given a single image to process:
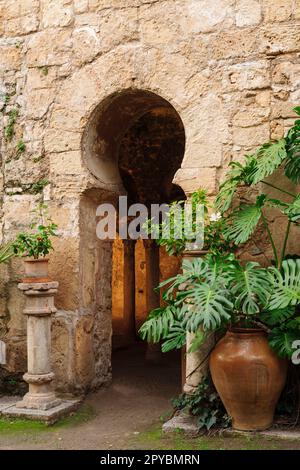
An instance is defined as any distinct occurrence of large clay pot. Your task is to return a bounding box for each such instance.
[209,328,287,431]
[23,258,50,283]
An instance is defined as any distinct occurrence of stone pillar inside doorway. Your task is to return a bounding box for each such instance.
[122,239,137,339]
[143,239,163,362]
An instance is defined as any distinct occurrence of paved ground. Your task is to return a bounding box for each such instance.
[0,342,299,450]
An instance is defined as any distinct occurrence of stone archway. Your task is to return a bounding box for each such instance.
[79,89,185,390]
[43,42,221,393]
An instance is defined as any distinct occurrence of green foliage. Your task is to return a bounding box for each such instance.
[140,106,300,362]
[285,194,300,222]
[29,179,49,194]
[269,323,300,358]
[4,108,18,141]
[216,108,300,270]
[16,139,25,155]
[140,255,300,359]
[172,376,231,432]
[284,108,300,184]
[12,203,58,259]
[223,196,266,245]
[139,304,181,343]
[228,261,273,314]
[215,156,256,213]
[248,139,287,185]
[0,93,10,113]
[268,259,300,309]
[180,283,232,332]
[260,306,296,326]
[140,255,270,348]
[144,189,230,256]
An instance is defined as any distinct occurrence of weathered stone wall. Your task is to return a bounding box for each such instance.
[1,0,300,393]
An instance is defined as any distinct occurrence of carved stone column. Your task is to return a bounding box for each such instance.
[143,239,162,361]
[122,239,136,338]
[17,281,61,410]
[182,250,215,394]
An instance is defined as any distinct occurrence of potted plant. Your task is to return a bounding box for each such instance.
[12,203,58,282]
[140,107,300,431]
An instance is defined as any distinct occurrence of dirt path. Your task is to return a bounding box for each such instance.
[0,343,181,450]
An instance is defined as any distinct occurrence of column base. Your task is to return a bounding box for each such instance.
[16,392,61,411]
[2,399,81,424]
[183,383,197,395]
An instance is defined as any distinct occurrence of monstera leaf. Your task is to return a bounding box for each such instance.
[215,157,256,213]
[248,139,287,185]
[228,262,273,314]
[260,306,296,326]
[223,195,266,245]
[269,321,300,358]
[182,282,233,332]
[285,108,300,184]
[139,303,182,343]
[285,193,300,222]
[268,259,300,309]
[161,324,187,352]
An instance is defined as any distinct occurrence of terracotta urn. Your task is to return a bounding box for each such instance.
[23,258,50,283]
[209,328,288,431]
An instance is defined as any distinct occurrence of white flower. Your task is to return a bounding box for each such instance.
[209,212,222,222]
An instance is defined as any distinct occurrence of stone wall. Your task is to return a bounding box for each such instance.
[1,0,300,393]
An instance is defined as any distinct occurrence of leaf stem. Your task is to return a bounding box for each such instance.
[261,211,279,267]
[261,180,295,198]
[280,220,291,268]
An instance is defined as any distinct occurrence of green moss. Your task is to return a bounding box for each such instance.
[51,404,95,429]
[28,179,49,194]
[0,94,10,113]
[38,66,49,76]
[0,418,47,434]
[33,155,44,163]
[4,108,18,141]
[16,139,26,154]
[130,424,288,451]
[0,404,95,436]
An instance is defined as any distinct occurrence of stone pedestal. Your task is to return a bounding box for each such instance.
[182,250,215,394]
[17,281,61,411]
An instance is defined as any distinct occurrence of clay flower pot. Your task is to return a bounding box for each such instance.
[23,258,50,283]
[209,328,288,431]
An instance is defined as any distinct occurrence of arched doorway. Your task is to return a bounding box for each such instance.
[81,89,185,390]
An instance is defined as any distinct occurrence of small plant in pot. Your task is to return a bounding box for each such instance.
[12,203,58,282]
[140,107,300,431]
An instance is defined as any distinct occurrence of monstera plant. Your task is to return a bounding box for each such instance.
[139,254,300,357]
[140,106,300,431]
